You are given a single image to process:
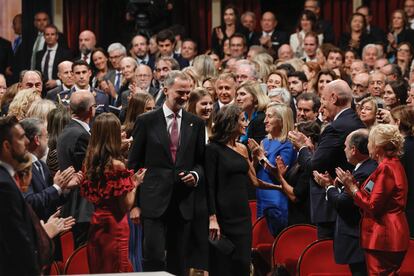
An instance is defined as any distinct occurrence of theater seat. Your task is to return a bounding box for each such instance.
[297,239,351,276]
[272,224,317,275]
[249,200,257,225]
[48,261,60,275]
[251,216,275,275]
[63,244,89,275]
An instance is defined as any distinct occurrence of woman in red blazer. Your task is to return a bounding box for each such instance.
[336,124,409,275]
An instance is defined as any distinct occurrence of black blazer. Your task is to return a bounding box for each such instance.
[24,159,65,221]
[0,37,12,75]
[46,85,67,102]
[246,111,266,144]
[128,107,205,219]
[339,32,374,57]
[0,165,40,275]
[310,108,365,224]
[173,53,189,69]
[57,119,93,223]
[327,158,377,264]
[401,136,414,236]
[251,30,289,58]
[35,44,73,81]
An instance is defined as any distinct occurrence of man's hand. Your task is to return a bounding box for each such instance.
[179,171,196,187]
[45,79,58,90]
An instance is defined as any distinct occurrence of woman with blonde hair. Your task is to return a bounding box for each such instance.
[358,96,378,129]
[248,103,297,235]
[26,99,56,122]
[265,70,288,91]
[252,52,274,81]
[8,88,41,120]
[193,54,217,79]
[236,80,269,143]
[321,124,409,275]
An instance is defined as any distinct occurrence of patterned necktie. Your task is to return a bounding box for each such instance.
[115,72,121,93]
[34,160,45,181]
[169,113,179,163]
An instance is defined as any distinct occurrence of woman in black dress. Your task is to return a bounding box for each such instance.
[206,105,277,276]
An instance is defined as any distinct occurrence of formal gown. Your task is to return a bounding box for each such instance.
[206,142,252,276]
[256,138,296,236]
[81,169,135,273]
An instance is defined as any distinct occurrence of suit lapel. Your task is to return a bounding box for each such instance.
[176,111,192,163]
[155,108,174,163]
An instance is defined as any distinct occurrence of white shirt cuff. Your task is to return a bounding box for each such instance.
[53,184,62,195]
[190,171,199,187]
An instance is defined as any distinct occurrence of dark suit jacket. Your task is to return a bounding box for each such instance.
[46,85,69,102]
[316,19,335,44]
[368,25,387,46]
[327,158,377,264]
[24,159,66,221]
[339,32,374,57]
[401,136,414,237]
[0,37,12,75]
[35,45,73,81]
[128,107,205,219]
[310,108,365,224]
[60,87,109,114]
[251,30,289,58]
[0,165,40,275]
[57,119,93,222]
[173,53,189,69]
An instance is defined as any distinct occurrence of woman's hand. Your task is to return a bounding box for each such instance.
[247,139,266,160]
[215,27,224,42]
[275,156,288,177]
[387,33,397,49]
[132,168,146,187]
[209,215,221,240]
[313,170,333,188]
[129,207,141,224]
[41,215,76,238]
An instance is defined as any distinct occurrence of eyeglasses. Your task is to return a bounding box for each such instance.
[397,48,410,53]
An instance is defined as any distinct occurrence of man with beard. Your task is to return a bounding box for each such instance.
[77,30,96,66]
[0,116,39,275]
[131,34,155,70]
[152,56,180,106]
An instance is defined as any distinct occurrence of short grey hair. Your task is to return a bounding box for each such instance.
[268,88,291,105]
[362,44,380,59]
[164,70,191,88]
[20,117,44,142]
[107,42,127,55]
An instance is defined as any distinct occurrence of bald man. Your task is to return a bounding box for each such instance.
[309,80,365,238]
[46,60,74,102]
[57,90,95,246]
[78,30,96,64]
[251,11,288,58]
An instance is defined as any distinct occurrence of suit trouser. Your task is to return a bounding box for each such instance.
[364,249,406,275]
[142,202,191,276]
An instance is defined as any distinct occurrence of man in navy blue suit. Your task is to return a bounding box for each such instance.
[314,129,377,275]
[20,118,81,221]
[156,29,189,69]
[310,79,366,238]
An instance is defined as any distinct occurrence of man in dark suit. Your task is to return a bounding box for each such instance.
[0,37,13,78]
[310,79,366,238]
[57,91,95,246]
[106,42,127,97]
[0,116,39,275]
[59,60,109,115]
[131,34,156,70]
[35,24,72,91]
[46,60,74,102]
[212,72,237,114]
[128,71,205,275]
[156,29,189,69]
[251,11,288,59]
[315,129,377,275]
[304,0,335,44]
[20,118,80,221]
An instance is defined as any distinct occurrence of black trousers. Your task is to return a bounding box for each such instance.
[142,202,191,276]
[316,221,335,239]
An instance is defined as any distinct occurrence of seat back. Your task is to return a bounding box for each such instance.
[297,239,351,276]
[400,238,414,276]
[249,200,257,225]
[252,216,274,249]
[272,224,317,275]
[60,230,75,263]
[63,244,89,275]
[48,261,60,275]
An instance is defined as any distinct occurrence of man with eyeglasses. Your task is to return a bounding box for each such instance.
[352,72,369,98]
[107,42,127,96]
[234,60,257,85]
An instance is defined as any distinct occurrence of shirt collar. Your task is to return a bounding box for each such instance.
[354,158,369,172]
[0,160,16,178]
[333,107,350,121]
[74,84,91,91]
[47,43,58,51]
[72,118,91,133]
[262,30,274,36]
[162,103,182,118]
[30,153,39,163]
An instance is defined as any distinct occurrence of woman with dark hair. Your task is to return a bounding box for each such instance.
[387,9,414,60]
[46,105,71,177]
[81,113,146,273]
[313,68,338,96]
[391,105,414,237]
[303,61,321,93]
[206,105,278,276]
[395,42,413,78]
[290,10,323,58]
[91,48,114,88]
[339,13,373,56]
[344,48,359,75]
[383,80,408,110]
[187,87,214,141]
[211,4,247,57]
[122,93,155,138]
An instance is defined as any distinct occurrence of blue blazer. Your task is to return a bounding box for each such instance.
[24,160,66,221]
[327,158,377,264]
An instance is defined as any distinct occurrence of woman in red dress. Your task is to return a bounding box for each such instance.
[336,124,409,275]
[81,113,145,273]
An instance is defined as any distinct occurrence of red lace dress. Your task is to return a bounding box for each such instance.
[81,169,135,273]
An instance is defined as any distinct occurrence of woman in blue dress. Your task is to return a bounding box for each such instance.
[249,103,296,236]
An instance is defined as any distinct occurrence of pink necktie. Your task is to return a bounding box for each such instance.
[169,113,179,163]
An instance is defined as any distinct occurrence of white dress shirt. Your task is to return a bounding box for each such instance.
[41,43,58,80]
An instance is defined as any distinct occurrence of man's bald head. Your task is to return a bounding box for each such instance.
[321,79,352,121]
[326,79,353,106]
[79,30,96,54]
[57,61,74,88]
[70,90,95,120]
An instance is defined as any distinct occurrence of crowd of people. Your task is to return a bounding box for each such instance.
[1,0,414,275]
